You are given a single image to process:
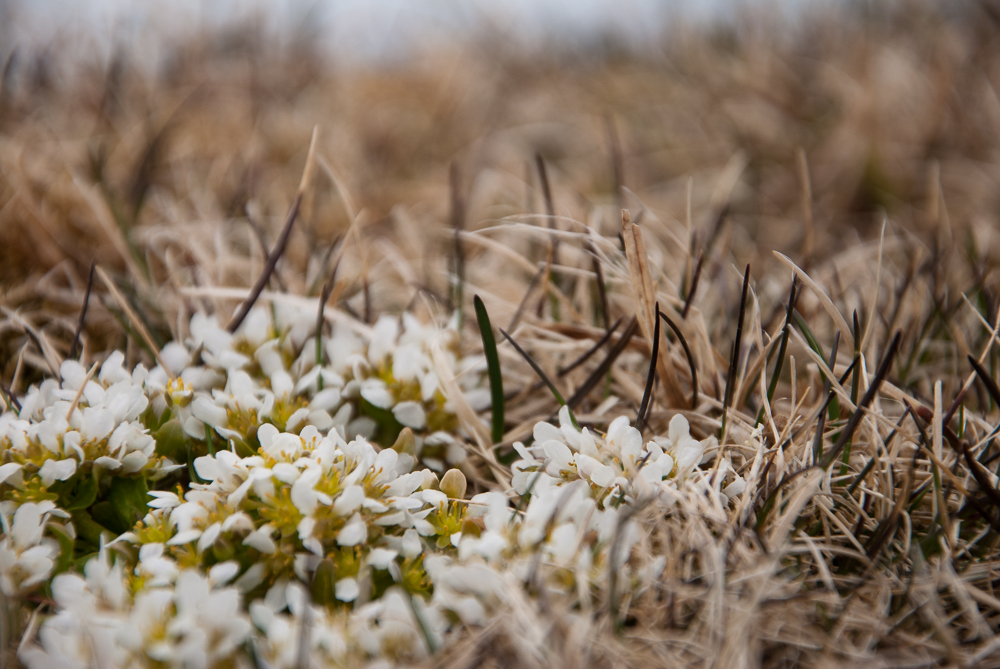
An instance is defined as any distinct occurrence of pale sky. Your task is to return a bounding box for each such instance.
[2,0,819,68]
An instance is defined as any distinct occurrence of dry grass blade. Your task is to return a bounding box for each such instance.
[774,251,854,350]
[636,303,661,432]
[721,264,750,441]
[658,311,698,410]
[95,265,172,376]
[227,126,318,333]
[67,261,95,360]
[621,209,685,407]
[557,317,623,377]
[820,331,901,470]
[681,250,704,319]
[565,317,639,409]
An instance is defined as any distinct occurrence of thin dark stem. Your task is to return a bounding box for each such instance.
[227,193,302,333]
[0,383,20,413]
[500,329,567,406]
[681,250,705,319]
[586,240,610,332]
[557,317,623,377]
[721,264,751,438]
[636,303,661,432]
[507,263,546,332]
[756,277,799,426]
[363,275,372,325]
[811,331,841,464]
[244,204,289,292]
[820,331,901,470]
[659,311,699,410]
[450,161,465,322]
[566,317,640,409]
[535,153,560,273]
[68,261,96,360]
[315,272,336,390]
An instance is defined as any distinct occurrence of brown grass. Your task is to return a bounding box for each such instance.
[7,2,1000,666]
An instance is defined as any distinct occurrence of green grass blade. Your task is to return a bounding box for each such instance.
[474,295,505,444]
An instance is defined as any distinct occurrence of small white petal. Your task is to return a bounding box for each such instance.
[38,459,76,488]
[590,464,616,488]
[392,401,426,429]
[336,514,367,547]
[334,577,359,602]
[94,456,121,471]
[208,561,241,586]
[360,381,394,410]
[243,526,276,554]
[167,530,202,546]
[367,548,398,570]
[197,523,222,552]
[120,451,147,474]
[401,528,422,558]
[332,485,364,516]
[148,491,181,509]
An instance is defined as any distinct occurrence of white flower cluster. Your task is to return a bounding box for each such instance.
[122,424,450,598]
[1,351,177,490]
[15,406,729,667]
[156,307,477,471]
[510,406,744,509]
[0,303,742,667]
[20,544,252,669]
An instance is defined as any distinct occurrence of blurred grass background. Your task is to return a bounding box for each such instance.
[2,1,997,374]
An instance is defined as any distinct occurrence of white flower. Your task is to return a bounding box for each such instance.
[37,458,76,487]
[657,414,714,478]
[335,577,359,602]
[336,514,367,547]
[244,524,277,554]
[148,491,181,509]
[0,502,55,595]
[392,401,426,429]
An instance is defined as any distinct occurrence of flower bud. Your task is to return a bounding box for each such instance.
[440,468,467,500]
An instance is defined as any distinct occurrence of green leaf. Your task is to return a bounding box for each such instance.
[71,509,111,548]
[49,469,99,512]
[92,476,149,535]
[73,550,99,573]
[63,471,99,511]
[310,558,337,606]
[473,295,505,444]
[153,419,188,461]
[48,523,76,576]
[359,398,404,448]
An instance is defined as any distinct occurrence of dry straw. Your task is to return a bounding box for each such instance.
[4,3,1000,666]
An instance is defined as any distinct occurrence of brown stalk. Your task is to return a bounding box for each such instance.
[566,317,640,410]
[227,126,319,333]
[67,260,95,360]
[621,209,686,407]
